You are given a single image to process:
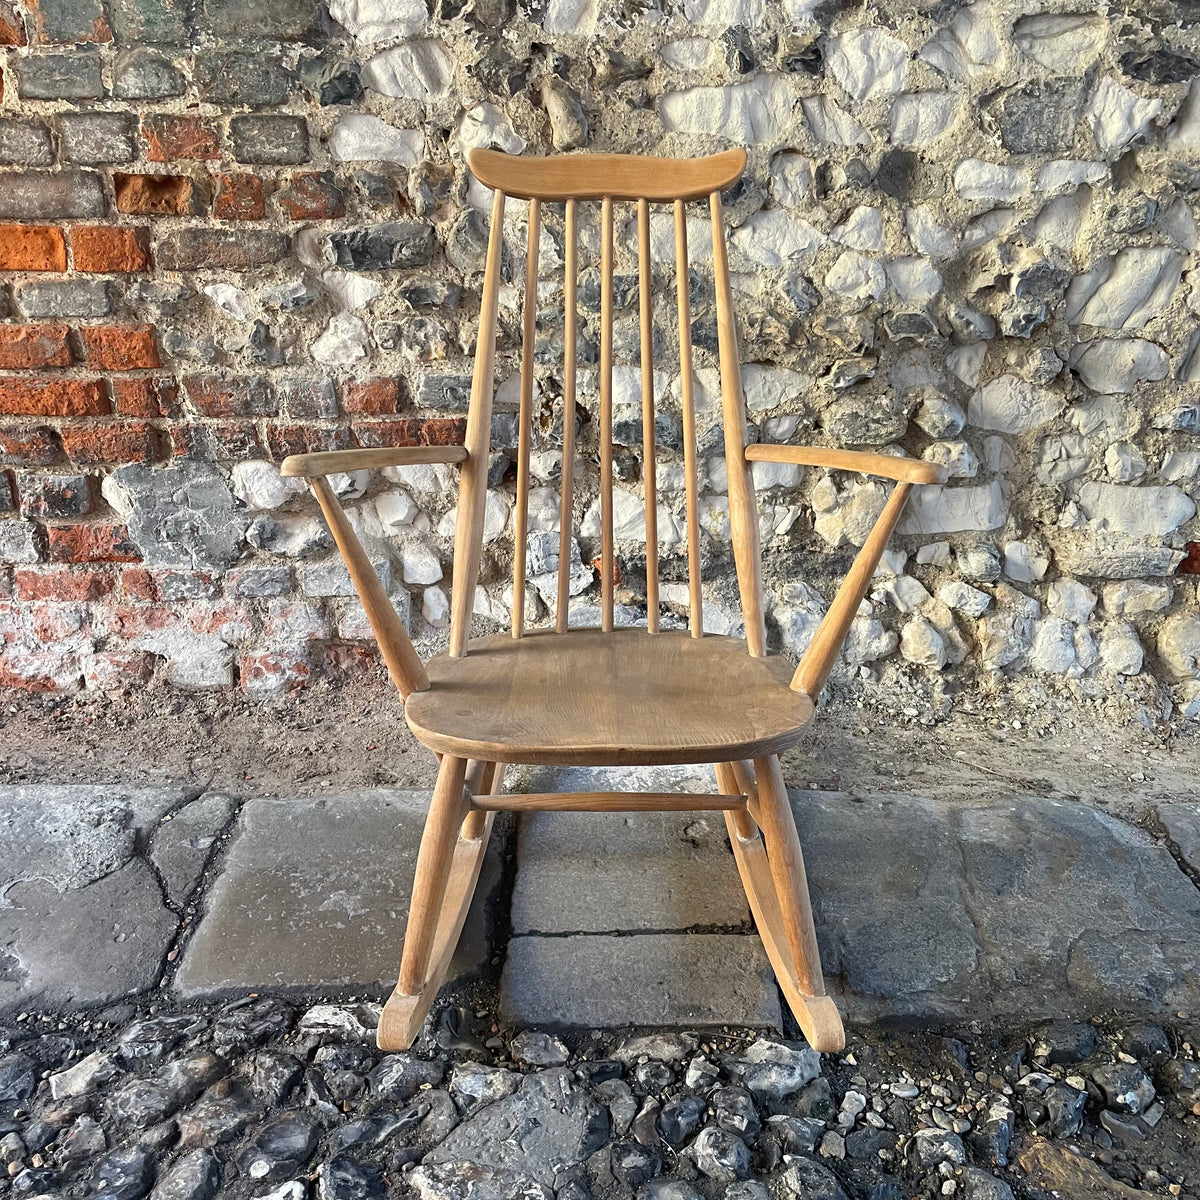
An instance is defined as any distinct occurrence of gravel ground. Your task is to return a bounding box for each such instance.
[0,990,1197,1200]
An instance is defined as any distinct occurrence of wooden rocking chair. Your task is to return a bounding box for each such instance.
[281,148,947,1054]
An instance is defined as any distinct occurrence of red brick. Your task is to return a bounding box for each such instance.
[184,375,275,418]
[173,422,264,461]
[353,417,466,447]
[190,602,252,638]
[213,172,265,220]
[264,423,352,460]
[0,324,71,369]
[108,603,177,637]
[240,652,311,693]
[71,225,151,272]
[277,171,345,220]
[342,378,404,415]
[0,653,79,691]
[0,225,66,271]
[0,378,109,417]
[30,602,89,642]
[113,173,201,216]
[46,522,141,563]
[143,115,220,162]
[28,0,111,44]
[0,4,27,45]
[15,567,113,601]
[0,425,59,466]
[120,567,157,600]
[84,650,155,688]
[60,421,157,466]
[112,376,176,417]
[80,324,160,371]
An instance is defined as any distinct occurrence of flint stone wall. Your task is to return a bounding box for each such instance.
[0,0,1198,722]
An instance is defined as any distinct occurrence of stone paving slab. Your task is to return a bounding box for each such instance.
[796,790,1200,1026]
[500,766,1200,1031]
[1157,802,1200,876]
[501,934,782,1028]
[173,790,501,1000]
[0,785,203,1013]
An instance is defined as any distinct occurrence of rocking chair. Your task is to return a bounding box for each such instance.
[281,148,947,1053]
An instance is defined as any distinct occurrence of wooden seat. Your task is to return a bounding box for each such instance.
[406,629,814,766]
[279,146,949,1059]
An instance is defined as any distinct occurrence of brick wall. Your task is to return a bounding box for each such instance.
[0,0,1198,723]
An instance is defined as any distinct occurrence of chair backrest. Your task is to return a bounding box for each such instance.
[448,148,768,660]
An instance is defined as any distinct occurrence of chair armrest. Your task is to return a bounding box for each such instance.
[280,446,469,478]
[745,444,948,485]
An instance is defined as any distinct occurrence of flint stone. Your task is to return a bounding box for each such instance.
[237,1111,319,1182]
[148,1149,220,1200]
[1069,339,1169,394]
[103,463,248,571]
[409,1163,552,1200]
[424,1068,609,1185]
[775,1156,849,1200]
[369,1054,444,1100]
[792,790,1200,1024]
[326,223,435,270]
[1093,1062,1156,1114]
[997,82,1083,154]
[89,1146,157,1200]
[1065,247,1183,330]
[723,1038,821,1101]
[448,1061,521,1113]
[174,791,500,998]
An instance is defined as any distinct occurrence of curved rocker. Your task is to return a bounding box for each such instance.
[377,758,503,1051]
[716,759,846,1053]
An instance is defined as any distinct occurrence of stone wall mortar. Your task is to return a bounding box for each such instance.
[0,0,1196,724]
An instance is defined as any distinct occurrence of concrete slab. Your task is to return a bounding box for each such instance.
[501,934,782,1029]
[172,790,503,1000]
[794,790,1200,1026]
[0,785,190,1012]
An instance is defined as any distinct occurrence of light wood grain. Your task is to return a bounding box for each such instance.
[395,755,469,995]
[746,444,949,485]
[405,629,813,766]
[792,481,913,697]
[310,477,429,699]
[600,195,615,633]
[511,197,540,638]
[674,199,703,637]
[471,791,746,812]
[378,758,503,1050]
[638,197,660,633]
[557,197,579,634]
[714,761,756,840]
[281,446,467,478]
[468,147,747,201]
[449,188,506,658]
[710,192,766,657]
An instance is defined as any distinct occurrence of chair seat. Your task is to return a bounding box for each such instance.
[404,628,814,766]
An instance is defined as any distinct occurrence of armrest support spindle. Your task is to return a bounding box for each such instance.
[791,481,913,698]
[309,477,430,700]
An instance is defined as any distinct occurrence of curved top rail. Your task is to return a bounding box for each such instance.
[466,147,748,202]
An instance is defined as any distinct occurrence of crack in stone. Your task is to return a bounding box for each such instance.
[517,923,758,938]
[149,791,247,993]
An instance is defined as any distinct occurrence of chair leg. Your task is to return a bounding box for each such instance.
[720,755,845,1052]
[378,754,498,1051]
